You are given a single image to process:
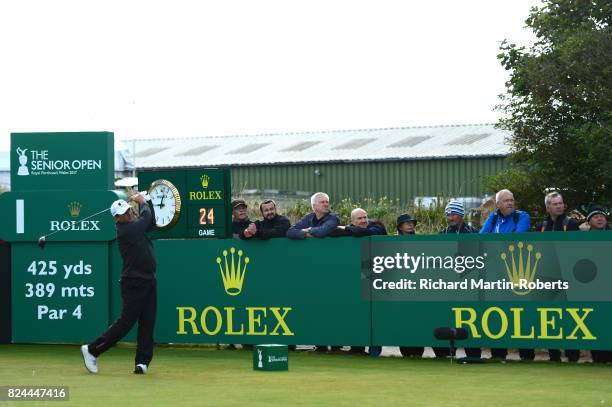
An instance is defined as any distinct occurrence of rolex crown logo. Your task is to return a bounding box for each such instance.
[201,174,210,189]
[216,247,250,296]
[68,201,82,218]
[500,241,541,295]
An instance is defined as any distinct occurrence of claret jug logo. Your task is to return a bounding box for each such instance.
[201,174,210,188]
[68,201,82,218]
[500,241,541,295]
[16,147,29,176]
[216,247,250,296]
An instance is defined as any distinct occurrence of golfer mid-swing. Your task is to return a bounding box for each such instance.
[81,192,157,374]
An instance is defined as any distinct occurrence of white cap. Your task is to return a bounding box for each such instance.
[110,199,130,217]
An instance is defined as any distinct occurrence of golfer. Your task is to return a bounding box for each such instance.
[81,193,157,374]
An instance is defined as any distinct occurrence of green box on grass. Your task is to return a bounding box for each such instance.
[253,344,288,371]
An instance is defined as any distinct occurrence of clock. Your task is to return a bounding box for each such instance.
[147,179,182,229]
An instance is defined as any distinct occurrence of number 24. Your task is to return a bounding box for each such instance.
[199,208,215,225]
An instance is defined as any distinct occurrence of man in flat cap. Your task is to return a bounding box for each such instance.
[231,199,251,238]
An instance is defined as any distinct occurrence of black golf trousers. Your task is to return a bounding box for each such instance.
[88,278,157,366]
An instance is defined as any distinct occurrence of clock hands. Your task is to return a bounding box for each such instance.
[154,190,167,209]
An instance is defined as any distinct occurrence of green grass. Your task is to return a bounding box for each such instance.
[1,344,611,407]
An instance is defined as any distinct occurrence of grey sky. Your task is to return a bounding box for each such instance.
[0,0,541,151]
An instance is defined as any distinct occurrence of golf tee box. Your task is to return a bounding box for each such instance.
[253,345,288,371]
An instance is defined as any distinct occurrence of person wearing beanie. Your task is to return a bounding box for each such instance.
[440,200,478,234]
[586,204,610,231]
[437,199,479,359]
[396,213,417,235]
[585,204,612,362]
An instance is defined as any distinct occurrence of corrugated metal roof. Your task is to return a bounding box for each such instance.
[127,124,511,168]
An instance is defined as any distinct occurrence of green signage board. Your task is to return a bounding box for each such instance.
[369,233,612,349]
[0,191,124,242]
[253,345,289,371]
[12,232,612,350]
[138,168,232,239]
[10,132,114,192]
[11,242,110,343]
[142,238,371,345]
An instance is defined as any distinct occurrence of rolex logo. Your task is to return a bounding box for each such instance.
[216,247,250,296]
[201,175,210,189]
[68,201,82,218]
[500,241,541,295]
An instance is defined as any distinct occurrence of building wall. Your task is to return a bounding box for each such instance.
[231,157,507,204]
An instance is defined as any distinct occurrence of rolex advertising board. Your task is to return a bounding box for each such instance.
[369,233,612,349]
[10,132,114,191]
[147,238,371,345]
[135,233,611,349]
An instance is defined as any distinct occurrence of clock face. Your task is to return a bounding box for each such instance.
[148,179,182,229]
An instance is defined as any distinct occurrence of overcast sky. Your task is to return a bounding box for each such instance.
[0,0,541,152]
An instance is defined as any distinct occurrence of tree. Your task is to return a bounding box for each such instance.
[492,0,612,213]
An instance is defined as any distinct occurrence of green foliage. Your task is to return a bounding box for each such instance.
[284,199,312,222]
[496,0,612,211]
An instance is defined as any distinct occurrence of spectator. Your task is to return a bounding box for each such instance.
[586,204,612,363]
[586,204,610,231]
[536,192,580,362]
[240,199,290,240]
[480,189,531,361]
[338,208,386,237]
[396,213,417,235]
[287,192,340,239]
[231,199,251,238]
[337,208,386,355]
[440,200,478,234]
[395,212,422,357]
[437,200,480,359]
[287,192,340,352]
[536,191,580,232]
[480,189,530,234]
